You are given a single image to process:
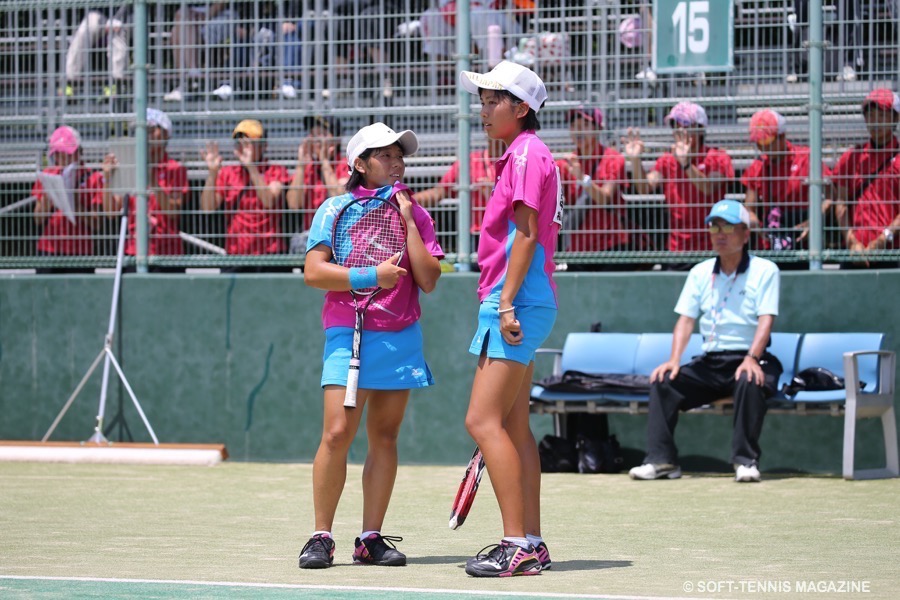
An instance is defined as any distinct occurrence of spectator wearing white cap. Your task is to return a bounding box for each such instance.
[741,109,834,266]
[458,60,559,577]
[624,101,735,260]
[630,199,781,483]
[32,125,104,272]
[100,108,189,268]
[834,89,900,268]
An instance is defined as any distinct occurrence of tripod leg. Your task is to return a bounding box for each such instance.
[106,350,160,445]
[42,348,106,442]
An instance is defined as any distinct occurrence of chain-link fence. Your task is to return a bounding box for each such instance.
[1,0,898,271]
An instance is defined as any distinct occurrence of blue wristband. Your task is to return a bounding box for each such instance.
[348,266,378,290]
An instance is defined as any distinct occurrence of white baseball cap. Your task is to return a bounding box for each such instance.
[346,122,418,169]
[146,108,172,134]
[459,60,548,113]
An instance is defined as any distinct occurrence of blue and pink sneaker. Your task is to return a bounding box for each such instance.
[465,540,543,577]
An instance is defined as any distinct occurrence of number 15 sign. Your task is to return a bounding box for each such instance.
[653,0,734,74]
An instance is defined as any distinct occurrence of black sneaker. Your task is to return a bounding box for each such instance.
[298,534,335,569]
[352,533,407,566]
[465,540,542,577]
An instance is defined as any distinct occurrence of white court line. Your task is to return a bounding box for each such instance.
[0,575,710,600]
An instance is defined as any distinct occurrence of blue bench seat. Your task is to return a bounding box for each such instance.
[530,331,897,480]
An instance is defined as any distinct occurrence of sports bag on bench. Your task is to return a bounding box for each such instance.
[781,367,866,397]
[536,370,651,395]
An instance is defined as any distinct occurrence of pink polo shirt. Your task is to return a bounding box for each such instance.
[476,130,561,308]
[306,184,445,331]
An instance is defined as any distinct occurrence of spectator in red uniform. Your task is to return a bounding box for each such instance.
[834,89,900,268]
[625,102,734,266]
[741,108,834,267]
[32,125,103,273]
[100,108,189,271]
[287,115,349,232]
[200,119,292,272]
[415,135,506,235]
[557,106,632,270]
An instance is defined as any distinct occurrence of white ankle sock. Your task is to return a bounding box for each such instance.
[360,530,380,540]
[526,534,543,547]
[503,536,531,550]
[312,530,331,539]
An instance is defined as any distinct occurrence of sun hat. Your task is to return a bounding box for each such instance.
[664,101,708,128]
[748,109,787,143]
[232,119,265,139]
[48,125,81,155]
[459,60,548,113]
[346,122,418,169]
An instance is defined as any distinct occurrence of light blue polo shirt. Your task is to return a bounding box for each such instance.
[674,253,780,353]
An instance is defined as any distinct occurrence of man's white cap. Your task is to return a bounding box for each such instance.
[459,60,548,113]
[346,122,418,169]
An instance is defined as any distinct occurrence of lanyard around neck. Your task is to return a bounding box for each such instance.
[707,271,741,343]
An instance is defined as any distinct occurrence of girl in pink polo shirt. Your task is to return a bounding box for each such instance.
[298,123,443,570]
[458,61,562,578]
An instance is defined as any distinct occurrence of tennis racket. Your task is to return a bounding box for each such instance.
[449,446,486,530]
[331,195,407,408]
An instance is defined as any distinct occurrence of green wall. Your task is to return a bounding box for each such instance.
[1,270,897,473]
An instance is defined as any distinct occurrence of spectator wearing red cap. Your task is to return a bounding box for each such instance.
[625,102,735,261]
[557,106,632,268]
[32,125,103,273]
[741,109,834,266]
[287,116,350,233]
[99,108,189,270]
[833,89,900,268]
[200,119,292,271]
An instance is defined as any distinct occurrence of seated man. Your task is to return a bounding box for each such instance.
[629,199,782,483]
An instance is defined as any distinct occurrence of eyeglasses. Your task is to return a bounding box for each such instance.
[708,223,737,234]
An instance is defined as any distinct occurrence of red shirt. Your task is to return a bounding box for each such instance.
[216,162,291,255]
[742,142,832,219]
[32,165,102,255]
[437,150,496,232]
[557,143,630,252]
[654,147,734,252]
[833,136,900,247]
[121,155,189,256]
[293,153,350,230]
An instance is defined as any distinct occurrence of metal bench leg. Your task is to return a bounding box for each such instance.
[843,402,899,480]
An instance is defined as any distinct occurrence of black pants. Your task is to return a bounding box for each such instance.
[645,351,783,467]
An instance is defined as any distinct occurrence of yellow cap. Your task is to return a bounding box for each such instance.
[232,119,265,139]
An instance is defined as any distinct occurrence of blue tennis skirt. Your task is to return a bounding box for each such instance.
[468,303,557,366]
[321,322,435,389]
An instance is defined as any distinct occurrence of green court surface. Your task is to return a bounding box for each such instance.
[1,461,898,599]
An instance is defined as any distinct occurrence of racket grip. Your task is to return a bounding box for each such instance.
[344,364,360,408]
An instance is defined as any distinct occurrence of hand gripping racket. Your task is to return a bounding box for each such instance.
[331,195,407,408]
[449,446,486,530]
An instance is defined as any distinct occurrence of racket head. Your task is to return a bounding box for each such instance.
[331,195,407,295]
[449,447,486,530]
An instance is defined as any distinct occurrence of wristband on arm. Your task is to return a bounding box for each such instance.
[348,266,378,290]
